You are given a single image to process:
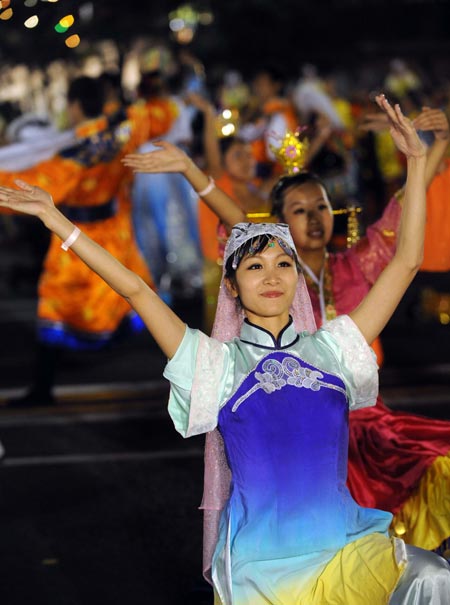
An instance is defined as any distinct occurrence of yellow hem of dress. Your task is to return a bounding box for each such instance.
[215,534,406,605]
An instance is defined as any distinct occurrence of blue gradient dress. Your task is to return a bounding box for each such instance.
[165,315,406,605]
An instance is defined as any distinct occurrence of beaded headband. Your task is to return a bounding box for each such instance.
[224,222,300,271]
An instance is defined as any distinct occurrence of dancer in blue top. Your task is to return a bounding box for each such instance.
[0,95,449,604]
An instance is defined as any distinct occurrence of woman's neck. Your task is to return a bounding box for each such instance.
[298,248,327,278]
[244,311,291,340]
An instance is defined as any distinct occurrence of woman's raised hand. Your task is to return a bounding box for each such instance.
[122,140,192,175]
[0,179,55,217]
[185,91,215,114]
[375,94,426,158]
[413,107,450,141]
[357,111,390,133]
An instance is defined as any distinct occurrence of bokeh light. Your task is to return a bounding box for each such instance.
[24,0,38,6]
[55,14,74,33]
[65,34,80,48]
[24,15,39,28]
[198,11,213,25]
[169,18,184,32]
[0,7,12,19]
[60,14,74,28]
[174,27,194,44]
[221,123,236,137]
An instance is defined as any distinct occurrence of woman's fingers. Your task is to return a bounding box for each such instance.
[414,112,448,132]
[14,179,34,192]
[377,96,412,134]
[375,94,398,125]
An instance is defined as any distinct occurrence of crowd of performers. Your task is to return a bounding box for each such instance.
[0,53,450,603]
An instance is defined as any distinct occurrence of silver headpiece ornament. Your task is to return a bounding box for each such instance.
[224,222,300,271]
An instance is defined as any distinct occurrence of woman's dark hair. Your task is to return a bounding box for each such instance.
[138,70,165,98]
[219,135,246,157]
[99,70,127,106]
[67,76,105,119]
[270,172,329,220]
[252,63,287,93]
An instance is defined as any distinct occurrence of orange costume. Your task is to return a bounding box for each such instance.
[421,158,450,272]
[127,97,179,144]
[0,115,153,349]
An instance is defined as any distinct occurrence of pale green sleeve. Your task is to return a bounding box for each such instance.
[163,326,230,437]
[318,315,379,410]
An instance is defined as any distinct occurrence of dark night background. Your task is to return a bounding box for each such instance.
[1,0,450,79]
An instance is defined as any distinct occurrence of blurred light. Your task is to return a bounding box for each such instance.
[45,0,60,3]
[221,123,236,137]
[169,17,185,32]
[174,27,194,44]
[55,14,74,32]
[60,14,74,28]
[0,0,11,8]
[24,15,39,28]
[83,55,103,77]
[0,7,12,18]
[222,109,232,119]
[79,3,94,22]
[24,0,38,6]
[198,11,213,25]
[65,34,80,48]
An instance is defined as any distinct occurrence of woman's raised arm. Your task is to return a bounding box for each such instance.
[0,180,186,359]
[122,141,245,231]
[349,95,427,344]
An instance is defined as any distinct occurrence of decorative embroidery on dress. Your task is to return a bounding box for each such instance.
[232,356,346,412]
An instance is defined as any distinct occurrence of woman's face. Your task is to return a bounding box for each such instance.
[252,73,280,103]
[226,241,298,328]
[280,182,334,253]
[223,141,256,182]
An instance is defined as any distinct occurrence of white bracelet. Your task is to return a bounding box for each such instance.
[61,226,81,251]
[196,176,215,197]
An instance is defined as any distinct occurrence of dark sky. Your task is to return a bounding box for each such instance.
[1,0,449,79]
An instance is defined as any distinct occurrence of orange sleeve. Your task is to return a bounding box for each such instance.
[0,155,83,207]
[198,200,221,261]
[421,160,450,272]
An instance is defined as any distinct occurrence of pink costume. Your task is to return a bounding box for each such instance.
[303,195,450,551]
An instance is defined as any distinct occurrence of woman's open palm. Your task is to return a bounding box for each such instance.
[122,141,190,174]
[375,94,426,158]
[0,179,55,217]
